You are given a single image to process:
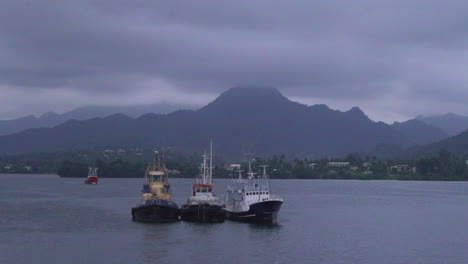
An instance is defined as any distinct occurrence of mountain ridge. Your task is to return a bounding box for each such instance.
[0,103,195,136]
[417,113,468,136]
[0,86,449,158]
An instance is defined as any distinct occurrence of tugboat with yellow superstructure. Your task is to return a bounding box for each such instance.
[131,151,180,223]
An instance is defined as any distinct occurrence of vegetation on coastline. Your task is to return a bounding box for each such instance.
[1,148,466,181]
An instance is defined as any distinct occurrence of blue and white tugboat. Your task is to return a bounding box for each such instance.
[131,151,180,223]
[224,163,283,224]
[180,142,224,223]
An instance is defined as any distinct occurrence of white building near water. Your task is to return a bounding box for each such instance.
[390,165,416,174]
[226,164,241,171]
[327,162,350,167]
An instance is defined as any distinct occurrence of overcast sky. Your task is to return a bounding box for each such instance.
[0,0,467,122]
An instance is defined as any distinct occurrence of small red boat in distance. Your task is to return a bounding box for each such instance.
[85,167,99,185]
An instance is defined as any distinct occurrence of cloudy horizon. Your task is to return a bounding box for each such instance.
[1,1,467,122]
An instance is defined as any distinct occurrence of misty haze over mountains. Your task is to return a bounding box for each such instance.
[0,86,465,158]
[0,103,196,136]
[417,114,468,137]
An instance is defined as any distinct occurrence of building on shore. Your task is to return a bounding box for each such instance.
[225,164,241,171]
[327,162,350,167]
[390,165,416,174]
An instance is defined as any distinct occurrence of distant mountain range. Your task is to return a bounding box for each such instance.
[0,86,453,158]
[391,119,448,145]
[408,128,468,157]
[0,103,195,136]
[417,113,468,136]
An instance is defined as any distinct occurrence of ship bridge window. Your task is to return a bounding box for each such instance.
[208,188,212,192]
[152,175,162,182]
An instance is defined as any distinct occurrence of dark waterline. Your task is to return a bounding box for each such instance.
[1,174,468,264]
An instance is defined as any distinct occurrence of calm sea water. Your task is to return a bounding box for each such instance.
[1,174,468,264]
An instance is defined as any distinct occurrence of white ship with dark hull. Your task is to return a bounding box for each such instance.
[180,142,224,223]
[224,164,283,224]
[131,151,180,223]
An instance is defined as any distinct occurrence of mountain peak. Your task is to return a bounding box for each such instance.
[219,85,285,99]
[347,106,364,114]
[39,111,59,119]
[345,106,370,121]
[103,113,132,121]
[199,86,290,112]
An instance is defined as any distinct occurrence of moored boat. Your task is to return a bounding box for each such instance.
[224,163,283,224]
[181,141,224,223]
[131,151,180,223]
[85,167,98,184]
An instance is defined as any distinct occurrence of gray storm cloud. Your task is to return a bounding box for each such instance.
[0,0,467,121]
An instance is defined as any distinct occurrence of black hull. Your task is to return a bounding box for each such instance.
[131,204,180,223]
[181,204,225,223]
[225,200,283,224]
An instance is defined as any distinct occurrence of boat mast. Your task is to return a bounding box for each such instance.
[237,169,243,180]
[247,161,256,179]
[154,151,159,171]
[209,139,213,184]
[88,167,98,177]
[260,165,270,190]
[202,151,207,184]
[260,165,268,178]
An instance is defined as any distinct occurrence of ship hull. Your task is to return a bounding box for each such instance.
[225,200,283,224]
[131,202,180,223]
[180,204,225,223]
[85,176,98,184]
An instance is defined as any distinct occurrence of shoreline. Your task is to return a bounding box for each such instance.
[2,173,467,182]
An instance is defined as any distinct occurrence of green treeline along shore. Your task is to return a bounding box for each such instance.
[1,148,467,181]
